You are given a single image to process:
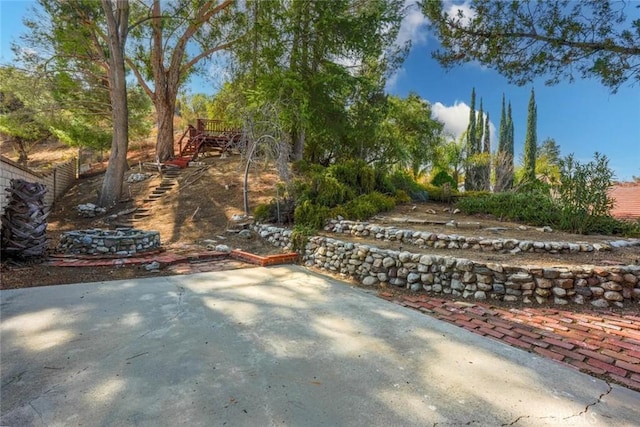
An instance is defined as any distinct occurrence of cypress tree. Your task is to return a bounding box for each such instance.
[476,98,484,152]
[483,113,490,154]
[523,88,537,182]
[481,112,491,190]
[500,101,515,190]
[498,94,506,152]
[495,94,514,192]
[465,88,477,190]
[507,101,514,157]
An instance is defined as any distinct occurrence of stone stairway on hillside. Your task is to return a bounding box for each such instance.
[114,167,181,228]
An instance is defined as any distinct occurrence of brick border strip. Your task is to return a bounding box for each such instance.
[46,250,299,269]
[382,292,640,392]
[230,250,299,267]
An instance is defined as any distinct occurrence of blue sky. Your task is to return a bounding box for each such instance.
[2,0,639,181]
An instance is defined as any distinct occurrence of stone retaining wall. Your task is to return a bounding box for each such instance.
[57,228,161,256]
[324,219,618,254]
[252,223,640,308]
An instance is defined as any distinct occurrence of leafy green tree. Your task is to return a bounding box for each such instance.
[0,67,51,164]
[422,0,640,92]
[230,0,406,163]
[379,94,444,177]
[538,138,561,165]
[522,88,537,183]
[535,137,562,184]
[433,132,465,187]
[176,93,214,128]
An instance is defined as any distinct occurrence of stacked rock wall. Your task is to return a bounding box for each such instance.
[324,220,617,254]
[57,228,161,256]
[252,223,640,308]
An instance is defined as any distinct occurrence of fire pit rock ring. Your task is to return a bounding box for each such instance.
[56,228,161,256]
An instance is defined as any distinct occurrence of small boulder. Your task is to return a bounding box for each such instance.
[214,244,231,254]
[238,229,252,239]
[144,261,160,271]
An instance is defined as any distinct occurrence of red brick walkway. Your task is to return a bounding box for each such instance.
[381,292,640,392]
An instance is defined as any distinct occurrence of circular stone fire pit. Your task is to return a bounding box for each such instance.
[56,228,161,256]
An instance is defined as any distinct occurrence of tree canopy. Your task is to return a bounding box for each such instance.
[421,0,640,92]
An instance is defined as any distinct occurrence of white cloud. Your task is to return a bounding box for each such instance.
[431,101,497,148]
[385,67,406,91]
[432,101,470,140]
[443,0,476,25]
[396,1,429,48]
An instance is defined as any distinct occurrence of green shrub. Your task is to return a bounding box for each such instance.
[290,224,316,253]
[253,203,271,222]
[330,206,348,220]
[292,159,324,176]
[312,174,353,207]
[253,197,296,224]
[431,170,457,190]
[294,200,330,229]
[422,184,462,203]
[327,160,375,195]
[389,170,429,201]
[342,192,396,220]
[374,167,396,195]
[456,192,561,226]
[394,189,411,204]
[459,190,492,199]
[582,216,640,236]
[556,153,616,234]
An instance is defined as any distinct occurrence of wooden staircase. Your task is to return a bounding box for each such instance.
[114,168,182,228]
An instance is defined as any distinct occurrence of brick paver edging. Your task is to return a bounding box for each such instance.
[381,292,640,392]
[46,250,299,268]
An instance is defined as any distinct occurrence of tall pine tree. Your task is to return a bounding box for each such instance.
[523,88,537,182]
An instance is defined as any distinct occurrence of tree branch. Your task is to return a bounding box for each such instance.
[125,57,155,101]
[183,39,237,71]
[447,21,640,56]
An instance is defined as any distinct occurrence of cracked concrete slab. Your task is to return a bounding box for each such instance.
[1,265,639,426]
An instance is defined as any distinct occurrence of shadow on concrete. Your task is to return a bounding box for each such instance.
[1,266,639,426]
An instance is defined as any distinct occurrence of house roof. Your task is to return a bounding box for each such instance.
[610,182,640,220]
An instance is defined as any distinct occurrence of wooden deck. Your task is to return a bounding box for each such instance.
[178,119,242,159]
